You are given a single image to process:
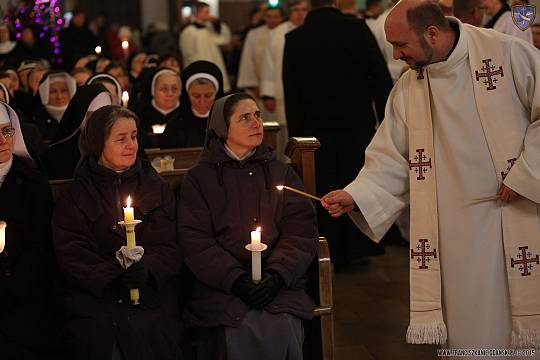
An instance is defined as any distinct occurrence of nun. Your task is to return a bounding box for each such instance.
[86,72,122,105]
[30,71,77,142]
[136,67,182,134]
[0,102,62,359]
[41,84,112,180]
[178,93,318,360]
[160,60,223,148]
[52,105,183,360]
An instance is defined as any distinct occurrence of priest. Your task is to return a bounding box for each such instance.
[322,0,540,353]
[179,2,231,92]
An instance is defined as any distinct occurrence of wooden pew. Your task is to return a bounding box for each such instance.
[49,137,333,360]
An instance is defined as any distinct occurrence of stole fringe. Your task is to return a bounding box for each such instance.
[511,330,540,349]
[406,322,447,345]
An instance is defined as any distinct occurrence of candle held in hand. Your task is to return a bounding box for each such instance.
[122,91,129,108]
[275,185,322,202]
[251,227,262,282]
[0,221,6,253]
[124,195,135,223]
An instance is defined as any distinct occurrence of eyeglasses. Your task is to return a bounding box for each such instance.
[0,126,15,140]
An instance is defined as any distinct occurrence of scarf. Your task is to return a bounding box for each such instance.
[406,23,540,348]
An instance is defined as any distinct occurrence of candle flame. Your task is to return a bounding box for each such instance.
[126,195,132,208]
[276,185,284,191]
[122,40,129,50]
[256,226,261,232]
[122,91,129,101]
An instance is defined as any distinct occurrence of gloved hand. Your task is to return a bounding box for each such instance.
[250,271,284,309]
[231,273,258,307]
[122,261,149,289]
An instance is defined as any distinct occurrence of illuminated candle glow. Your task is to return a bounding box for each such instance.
[0,221,6,253]
[122,91,129,108]
[95,45,102,55]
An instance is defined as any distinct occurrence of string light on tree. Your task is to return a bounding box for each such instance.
[6,0,64,64]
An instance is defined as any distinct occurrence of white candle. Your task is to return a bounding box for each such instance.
[0,221,6,253]
[122,91,129,108]
[95,46,102,55]
[123,195,134,224]
[250,227,262,282]
[122,40,129,59]
[151,124,166,134]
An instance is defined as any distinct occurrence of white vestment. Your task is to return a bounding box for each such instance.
[367,9,405,84]
[344,21,540,356]
[260,21,297,158]
[493,11,533,44]
[237,25,270,89]
[260,21,296,124]
[237,25,275,124]
[179,22,231,92]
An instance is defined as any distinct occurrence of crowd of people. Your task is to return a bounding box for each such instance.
[0,0,539,358]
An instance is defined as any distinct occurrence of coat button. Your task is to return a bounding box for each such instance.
[112,225,117,230]
[118,299,123,304]
[15,178,22,185]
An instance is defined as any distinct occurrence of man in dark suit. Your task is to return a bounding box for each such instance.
[283,0,393,271]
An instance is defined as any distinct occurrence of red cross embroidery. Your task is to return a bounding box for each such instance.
[475,59,504,91]
[501,158,517,180]
[411,239,437,269]
[416,68,424,80]
[409,148,432,180]
[511,246,539,276]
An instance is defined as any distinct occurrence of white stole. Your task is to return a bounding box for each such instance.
[406,24,540,348]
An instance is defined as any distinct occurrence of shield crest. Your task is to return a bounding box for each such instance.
[512,5,536,31]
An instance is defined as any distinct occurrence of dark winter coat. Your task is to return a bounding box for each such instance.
[52,157,182,360]
[29,103,59,143]
[283,7,392,138]
[179,138,318,328]
[0,155,62,359]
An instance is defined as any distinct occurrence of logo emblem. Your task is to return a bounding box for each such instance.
[512,5,536,31]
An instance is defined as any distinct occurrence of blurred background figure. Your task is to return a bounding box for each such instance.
[180,2,232,92]
[60,9,98,71]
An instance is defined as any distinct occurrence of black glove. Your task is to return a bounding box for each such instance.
[250,271,284,309]
[122,262,149,289]
[231,274,258,307]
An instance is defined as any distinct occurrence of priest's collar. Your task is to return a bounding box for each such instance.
[426,17,467,74]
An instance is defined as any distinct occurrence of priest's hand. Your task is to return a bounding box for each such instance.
[498,183,522,203]
[250,271,284,309]
[321,190,356,217]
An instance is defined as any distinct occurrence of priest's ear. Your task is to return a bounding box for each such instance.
[423,25,440,45]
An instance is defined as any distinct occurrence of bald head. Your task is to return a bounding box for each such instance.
[387,0,450,37]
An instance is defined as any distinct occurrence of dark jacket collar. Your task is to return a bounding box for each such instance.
[305,6,343,24]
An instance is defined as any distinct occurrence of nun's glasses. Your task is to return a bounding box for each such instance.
[0,127,15,140]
